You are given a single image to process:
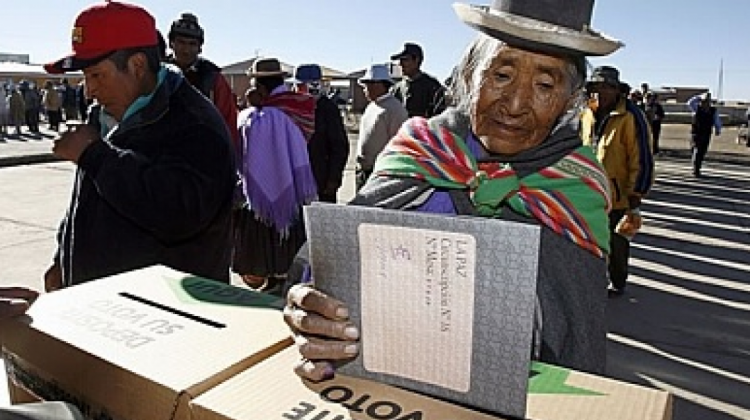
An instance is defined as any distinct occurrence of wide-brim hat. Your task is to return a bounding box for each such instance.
[452,0,623,57]
[246,58,290,78]
[45,1,158,74]
[358,64,393,86]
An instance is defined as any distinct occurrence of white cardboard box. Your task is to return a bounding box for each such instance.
[0,265,293,420]
[192,347,673,420]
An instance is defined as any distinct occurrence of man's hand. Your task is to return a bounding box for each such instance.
[0,287,39,319]
[284,284,360,382]
[52,123,99,163]
[44,263,63,292]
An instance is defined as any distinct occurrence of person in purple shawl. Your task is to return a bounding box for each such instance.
[232,58,318,294]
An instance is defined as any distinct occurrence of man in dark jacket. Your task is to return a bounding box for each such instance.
[42,1,236,290]
[644,91,665,155]
[390,42,446,118]
[293,64,350,203]
[687,92,722,177]
[166,12,238,146]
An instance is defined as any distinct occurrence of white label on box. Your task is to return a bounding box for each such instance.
[358,224,476,392]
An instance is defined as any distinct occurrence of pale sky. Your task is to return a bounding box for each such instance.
[2,0,748,101]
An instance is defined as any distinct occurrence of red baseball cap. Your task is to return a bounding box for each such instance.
[45,1,158,74]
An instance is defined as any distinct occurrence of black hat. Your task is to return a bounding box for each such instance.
[169,12,204,43]
[587,66,622,87]
[390,43,424,61]
[453,0,622,56]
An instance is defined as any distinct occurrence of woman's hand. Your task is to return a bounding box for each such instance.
[284,284,360,381]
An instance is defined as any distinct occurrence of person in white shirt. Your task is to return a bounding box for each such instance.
[355,64,408,190]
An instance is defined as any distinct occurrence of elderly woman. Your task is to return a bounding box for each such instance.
[285,0,622,380]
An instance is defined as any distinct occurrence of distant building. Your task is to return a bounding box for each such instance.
[657,86,709,103]
[0,53,30,64]
[221,58,348,101]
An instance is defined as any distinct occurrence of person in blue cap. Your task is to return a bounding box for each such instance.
[293,64,350,203]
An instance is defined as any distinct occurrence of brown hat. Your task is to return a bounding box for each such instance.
[246,58,290,78]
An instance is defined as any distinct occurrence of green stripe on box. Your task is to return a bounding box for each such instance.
[168,276,285,309]
[529,362,604,395]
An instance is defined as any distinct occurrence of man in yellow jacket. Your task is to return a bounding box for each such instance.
[580,66,654,296]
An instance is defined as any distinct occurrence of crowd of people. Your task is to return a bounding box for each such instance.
[0,0,730,418]
[0,79,87,138]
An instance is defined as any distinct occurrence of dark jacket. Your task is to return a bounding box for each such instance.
[308,95,350,195]
[392,72,446,118]
[166,56,239,145]
[692,106,717,138]
[57,67,237,286]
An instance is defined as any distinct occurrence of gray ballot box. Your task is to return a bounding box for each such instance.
[304,202,541,418]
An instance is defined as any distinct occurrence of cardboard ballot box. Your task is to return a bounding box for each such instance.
[0,265,293,420]
[191,347,672,420]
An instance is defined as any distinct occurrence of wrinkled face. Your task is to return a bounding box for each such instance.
[587,82,619,115]
[82,55,144,121]
[171,35,202,67]
[471,46,574,155]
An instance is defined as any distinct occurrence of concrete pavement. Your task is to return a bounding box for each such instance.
[608,157,750,420]
[0,130,60,167]
[0,124,749,419]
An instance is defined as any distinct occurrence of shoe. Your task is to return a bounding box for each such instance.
[608,287,625,298]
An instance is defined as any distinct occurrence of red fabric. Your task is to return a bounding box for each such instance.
[263,92,316,141]
[211,74,240,147]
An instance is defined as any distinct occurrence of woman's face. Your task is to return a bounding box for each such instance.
[471,46,575,155]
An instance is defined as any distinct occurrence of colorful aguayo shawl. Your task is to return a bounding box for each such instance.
[374,117,612,257]
[263,91,316,141]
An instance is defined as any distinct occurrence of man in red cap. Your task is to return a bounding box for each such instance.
[43,1,236,290]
